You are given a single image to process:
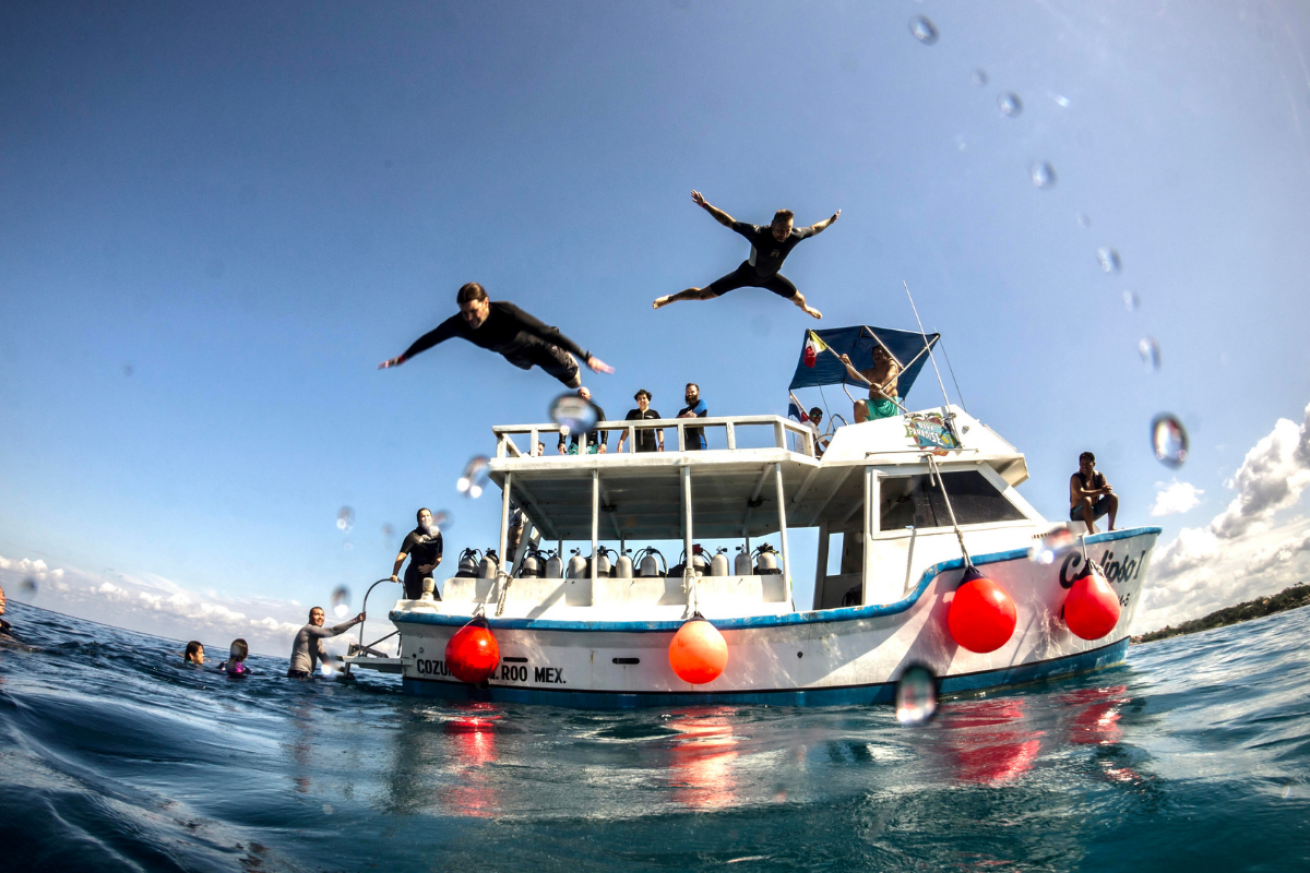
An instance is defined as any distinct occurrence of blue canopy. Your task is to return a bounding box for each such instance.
[788,325,940,402]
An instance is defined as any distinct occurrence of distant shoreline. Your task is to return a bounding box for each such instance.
[1132,583,1310,644]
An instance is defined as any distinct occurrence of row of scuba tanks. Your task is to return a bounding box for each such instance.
[453,544,782,579]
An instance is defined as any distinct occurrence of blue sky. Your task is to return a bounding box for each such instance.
[3,1,1310,652]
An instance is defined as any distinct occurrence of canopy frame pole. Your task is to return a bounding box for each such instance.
[862,325,906,369]
[774,462,793,607]
[499,472,513,566]
[591,469,600,585]
[863,467,880,604]
[904,280,954,413]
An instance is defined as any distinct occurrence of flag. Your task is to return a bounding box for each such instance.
[787,391,809,423]
[802,330,828,368]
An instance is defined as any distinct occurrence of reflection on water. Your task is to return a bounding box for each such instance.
[940,698,1043,785]
[667,709,739,809]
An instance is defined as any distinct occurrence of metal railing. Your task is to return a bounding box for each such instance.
[493,415,817,459]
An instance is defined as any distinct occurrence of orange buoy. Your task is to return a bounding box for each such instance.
[668,612,728,684]
[1063,564,1121,640]
[445,615,500,684]
[947,566,1017,654]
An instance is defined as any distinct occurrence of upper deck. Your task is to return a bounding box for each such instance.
[486,406,1030,542]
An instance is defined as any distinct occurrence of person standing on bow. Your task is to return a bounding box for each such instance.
[653,191,838,319]
[379,282,613,388]
[391,508,444,600]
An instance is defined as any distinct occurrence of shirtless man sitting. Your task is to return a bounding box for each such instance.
[1070,451,1118,533]
[839,346,901,422]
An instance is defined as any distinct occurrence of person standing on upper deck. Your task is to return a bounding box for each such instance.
[378,282,613,388]
[652,191,838,319]
[677,383,709,451]
[617,389,664,453]
[557,386,608,454]
[1070,451,1118,533]
[839,346,901,423]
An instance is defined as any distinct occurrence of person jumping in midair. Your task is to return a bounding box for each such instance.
[652,190,839,319]
[379,282,613,388]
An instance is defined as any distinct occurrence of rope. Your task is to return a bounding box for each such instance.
[927,454,972,567]
[939,337,968,413]
[904,281,952,412]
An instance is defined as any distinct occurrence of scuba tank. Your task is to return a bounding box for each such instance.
[594,546,614,578]
[456,548,482,578]
[754,543,781,575]
[520,546,543,578]
[734,545,753,576]
[566,548,587,579]
[479,548,500,579]
[635,546,666,578]
[545,549,563,579]
[614,548,634,579]
[710,547,730,577]
[670,546,710,578]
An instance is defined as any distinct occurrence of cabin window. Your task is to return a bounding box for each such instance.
[879,471,1026,530]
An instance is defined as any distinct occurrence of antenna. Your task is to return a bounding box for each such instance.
[904,280,953,412]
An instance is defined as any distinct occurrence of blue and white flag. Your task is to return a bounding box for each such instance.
[787,392,809,423]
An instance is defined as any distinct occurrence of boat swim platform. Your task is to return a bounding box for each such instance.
[486,409,1030,542]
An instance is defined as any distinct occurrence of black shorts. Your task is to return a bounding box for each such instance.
[503,340,580,386]
[404,566,441,600]
[706,261,799,300]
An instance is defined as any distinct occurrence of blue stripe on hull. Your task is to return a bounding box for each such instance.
[400,638,1129,709]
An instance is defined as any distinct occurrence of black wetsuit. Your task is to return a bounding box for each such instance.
[706,222,817,299]
[624,408,663,452]
[677,398,709,450]
[400,526,444,600]
[400,301,589,386]
[0,618,10,634]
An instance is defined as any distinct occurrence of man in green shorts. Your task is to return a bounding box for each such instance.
[839,346,902,422]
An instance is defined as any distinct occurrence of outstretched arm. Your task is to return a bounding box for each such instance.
[691,190,735,228]
[378,315,463,369]
[807,209,841,235]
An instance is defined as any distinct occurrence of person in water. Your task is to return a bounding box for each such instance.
[378,282,613,388]
[652,190,839,319]
[839,345,902,422]
[1070,451,1118,533]
[616,389,664,453]
[677,383,709,450]
[184,640,205,665]
[0,583,9,634]
[558,386,608,454]
[288,607,364,679]
[218,639,252,676]
[392,508,444,600]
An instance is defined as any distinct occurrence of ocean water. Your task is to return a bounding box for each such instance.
[2,602,1308,872]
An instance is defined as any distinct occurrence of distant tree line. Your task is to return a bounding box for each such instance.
[1133,583,1310,644]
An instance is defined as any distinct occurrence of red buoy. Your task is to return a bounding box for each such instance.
[668,613,728,684]
[1063,564,1121,640]
[947,566,1017,654]
[445,615,500,684]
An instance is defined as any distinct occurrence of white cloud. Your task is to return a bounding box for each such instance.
[1211,404,1310,539]
[1151,480,1204,517]
[1245,530,1310,576]
[0,553,392,658]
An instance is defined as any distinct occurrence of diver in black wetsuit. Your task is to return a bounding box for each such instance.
[391,508,444,600]
[653,191,839,319]
[379,282,613,387]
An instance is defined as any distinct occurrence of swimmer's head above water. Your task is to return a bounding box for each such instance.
[185,640,204,664]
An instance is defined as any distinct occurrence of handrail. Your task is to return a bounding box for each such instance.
[493,415,815,457]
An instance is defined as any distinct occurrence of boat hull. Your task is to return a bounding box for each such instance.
[387,528,1158,709]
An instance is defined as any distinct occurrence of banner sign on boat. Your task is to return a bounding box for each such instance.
[904,412,959,455]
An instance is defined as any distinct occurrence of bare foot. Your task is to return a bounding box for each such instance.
[804,304,823,319]
[652,295,672,310]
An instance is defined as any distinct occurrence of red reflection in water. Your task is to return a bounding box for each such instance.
[1064,685,1126,746]
[668,709,739,809]
[438,703,502,817]
[944,699,1043,785]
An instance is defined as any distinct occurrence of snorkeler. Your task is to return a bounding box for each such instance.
[287,606,364,679]
[218,639,252,676]
[652,191,839,319]
[378,282,613,388]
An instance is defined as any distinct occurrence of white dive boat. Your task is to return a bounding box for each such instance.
[345,325,1160,708]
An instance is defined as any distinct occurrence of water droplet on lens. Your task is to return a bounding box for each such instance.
[19,578,38,599]
[549,393,598,436]
[1028,528,1076,565]
[1077,213,1092,229]
[457,456,491,498]
[1029,161,1056,189]
[122,363,134,377]
[1096,247,1121,274]
[909,16,938,45]
[431,510,451,529]
[1151,414,1188,468]
[1051,94,1070,108]
[336,506,354,532]
[381,523,394,540]
[331,585,351,618]
[972,69,989,86]
[1138,337,1160,371]
[895,664,938,725]
[321,660,336,678]
[1123,291,1140,312]
[997,92,1023,117]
